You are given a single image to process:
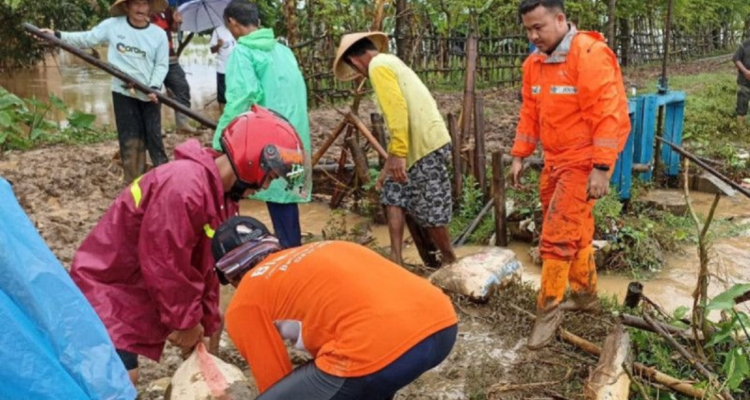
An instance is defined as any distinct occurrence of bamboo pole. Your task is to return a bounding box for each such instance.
[658,137,750,198]
[454,199,494,246]
[345,112,388,160]
[23,23,216,129]
[492,151,508,246]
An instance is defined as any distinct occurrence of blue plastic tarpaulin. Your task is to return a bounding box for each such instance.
[0,178,136,400]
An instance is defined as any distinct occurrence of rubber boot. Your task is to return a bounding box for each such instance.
[175,112,197,135]
[562,245,599,312]
[120,138,146,184]
[560,291,601,313]
[527,301,563,350]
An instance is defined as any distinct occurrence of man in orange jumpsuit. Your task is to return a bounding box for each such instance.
[212,216,458,399]
[510,0,630,349]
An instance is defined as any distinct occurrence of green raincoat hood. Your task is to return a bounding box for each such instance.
[238,28,277,51]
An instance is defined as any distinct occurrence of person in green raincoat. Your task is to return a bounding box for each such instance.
[215,0,311,248]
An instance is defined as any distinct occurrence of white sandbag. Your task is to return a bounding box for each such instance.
[429,247,522,302]
[167,343,253,400]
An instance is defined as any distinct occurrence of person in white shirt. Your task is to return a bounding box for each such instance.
[210,25,237,113]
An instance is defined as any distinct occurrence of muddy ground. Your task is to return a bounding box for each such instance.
[0,92,610,398]
[1,70,745,398]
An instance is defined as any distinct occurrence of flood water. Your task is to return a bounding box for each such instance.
[0,41,220,127]
[240,193,750,316]
[3,42,748,317]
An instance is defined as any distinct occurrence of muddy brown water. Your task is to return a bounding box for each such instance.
[240,197,750,316]
[0,44,221,127]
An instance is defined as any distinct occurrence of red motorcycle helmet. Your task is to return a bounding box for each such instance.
[220,105,305,190]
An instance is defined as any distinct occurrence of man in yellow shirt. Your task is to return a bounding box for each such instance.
[333,32,456,266]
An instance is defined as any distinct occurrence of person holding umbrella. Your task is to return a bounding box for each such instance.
[212,0,311,249]
[40,0,170,184]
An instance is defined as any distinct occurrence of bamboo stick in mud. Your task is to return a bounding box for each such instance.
[23,23,217,130]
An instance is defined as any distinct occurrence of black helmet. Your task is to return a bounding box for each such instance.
[211,216,281,285]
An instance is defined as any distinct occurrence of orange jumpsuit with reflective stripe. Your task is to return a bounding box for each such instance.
[511,27,630,307]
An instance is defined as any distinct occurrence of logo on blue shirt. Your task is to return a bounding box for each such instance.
[116,42,146,57]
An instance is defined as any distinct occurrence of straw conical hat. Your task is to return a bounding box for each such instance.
[333,31,389,81]
[110,0,168,17]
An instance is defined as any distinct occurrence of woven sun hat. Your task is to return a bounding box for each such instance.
[110,0,168,17]
[333,31,389,81]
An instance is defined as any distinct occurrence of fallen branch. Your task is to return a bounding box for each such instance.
[620,314,698,340]
[643,313,734,400]
[508,304,712,399]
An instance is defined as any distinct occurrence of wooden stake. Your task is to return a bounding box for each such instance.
[330,127,354,209]
[370,113,387,167]
[492,151,508,246]
[463,148,474,181]
[460,34,478,142]
[448,113,462,200]
[474,94,487,199]
[346,136,370,185]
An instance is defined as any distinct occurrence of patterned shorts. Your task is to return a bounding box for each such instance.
[380,144,452,227]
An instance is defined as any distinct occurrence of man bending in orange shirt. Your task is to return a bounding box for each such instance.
[212,216,458,399]
[510,0,630,349]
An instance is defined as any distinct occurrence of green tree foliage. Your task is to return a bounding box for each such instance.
[0,0,105,70]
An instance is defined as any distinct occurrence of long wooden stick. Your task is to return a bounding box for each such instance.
[657,136,750,198]
[509,304,711,399]
[23,23,217,129]
[454,198,494,246]
[312,119,349,167]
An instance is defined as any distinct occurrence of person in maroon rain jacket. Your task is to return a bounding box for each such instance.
[70,105,308,384]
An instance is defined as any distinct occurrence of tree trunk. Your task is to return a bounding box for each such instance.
[620,18,630,67]
[284,0,299,47]
[606,0,617,51]
[395,0,408,60]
